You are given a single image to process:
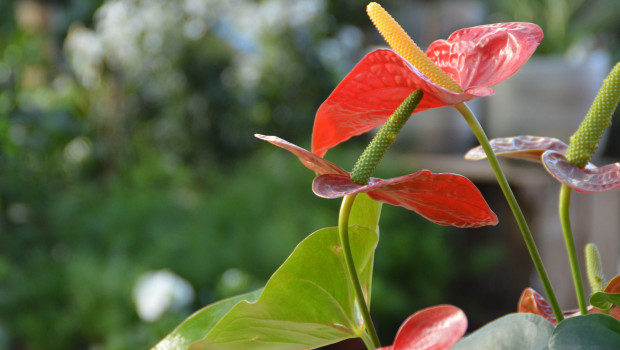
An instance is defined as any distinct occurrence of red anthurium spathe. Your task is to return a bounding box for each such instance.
[518,287,584,325]
[379,305,467,350]
[256,134,497,228]
[312,22,543,157]
[518,284,620,325]
[465,135,620,193]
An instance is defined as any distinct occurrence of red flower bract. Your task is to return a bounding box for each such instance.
[312,23,543,157]
[256,134,497,228]
[379,305,467,350]
[465,135,620,193]
[518,285,620,325]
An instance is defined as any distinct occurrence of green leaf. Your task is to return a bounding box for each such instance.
[590,292,620,310]
[452,313,553,350]
[153,289,262,349]
[349,193,382,233]
[188,224,379,349]
[548,313,620,349]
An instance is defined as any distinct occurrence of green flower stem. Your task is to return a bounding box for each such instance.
[559,184,588,315]
[338,194,380,349]
[455,102,564,322]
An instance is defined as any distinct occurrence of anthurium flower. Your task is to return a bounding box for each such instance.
[378,305,467,350]
[518,287,581,325]
[519,284,620,325]
[256,134,497,228]
[465,135,620,193]
[311,2,543,157]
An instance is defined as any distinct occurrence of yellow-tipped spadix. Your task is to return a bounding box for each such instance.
[366,2,462,93]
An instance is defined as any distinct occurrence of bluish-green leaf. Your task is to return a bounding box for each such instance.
[590,292,620,310]
[452,313,553,350]
[548,313,620,349]
[153,289,262,349]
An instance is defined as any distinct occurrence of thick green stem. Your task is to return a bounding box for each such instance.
[338,194,380,349]
[559,184,588,314]
[455,102,564,322]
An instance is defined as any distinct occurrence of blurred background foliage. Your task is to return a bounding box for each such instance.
[0,0,619,349]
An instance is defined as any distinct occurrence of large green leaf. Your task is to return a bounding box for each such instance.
[166,194,380,349]
[187,225,378,349]
[452,313,553,350]
[548,313,620,349]
[154,289,262,349]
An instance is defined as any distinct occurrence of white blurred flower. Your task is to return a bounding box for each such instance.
[63,25,104,89]
[64,0,328,90]
[132,269,195,322]
[64,136,92,164]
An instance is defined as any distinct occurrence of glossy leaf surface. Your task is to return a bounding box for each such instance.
[188,227,377,349]
[313,173,498,228]
[465,135,567,163]
[542,151,620,193]
[184,193,380,349]
[548,314,620,349]
[154,290,262,350]
[379,305,467,350]
[312,23,542,156]
[452,313,553,350]
[154,194,381,350]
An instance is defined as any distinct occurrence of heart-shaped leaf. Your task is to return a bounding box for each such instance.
[548,314,620,349]
[153,289,262,350]
[451,313,553,350]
